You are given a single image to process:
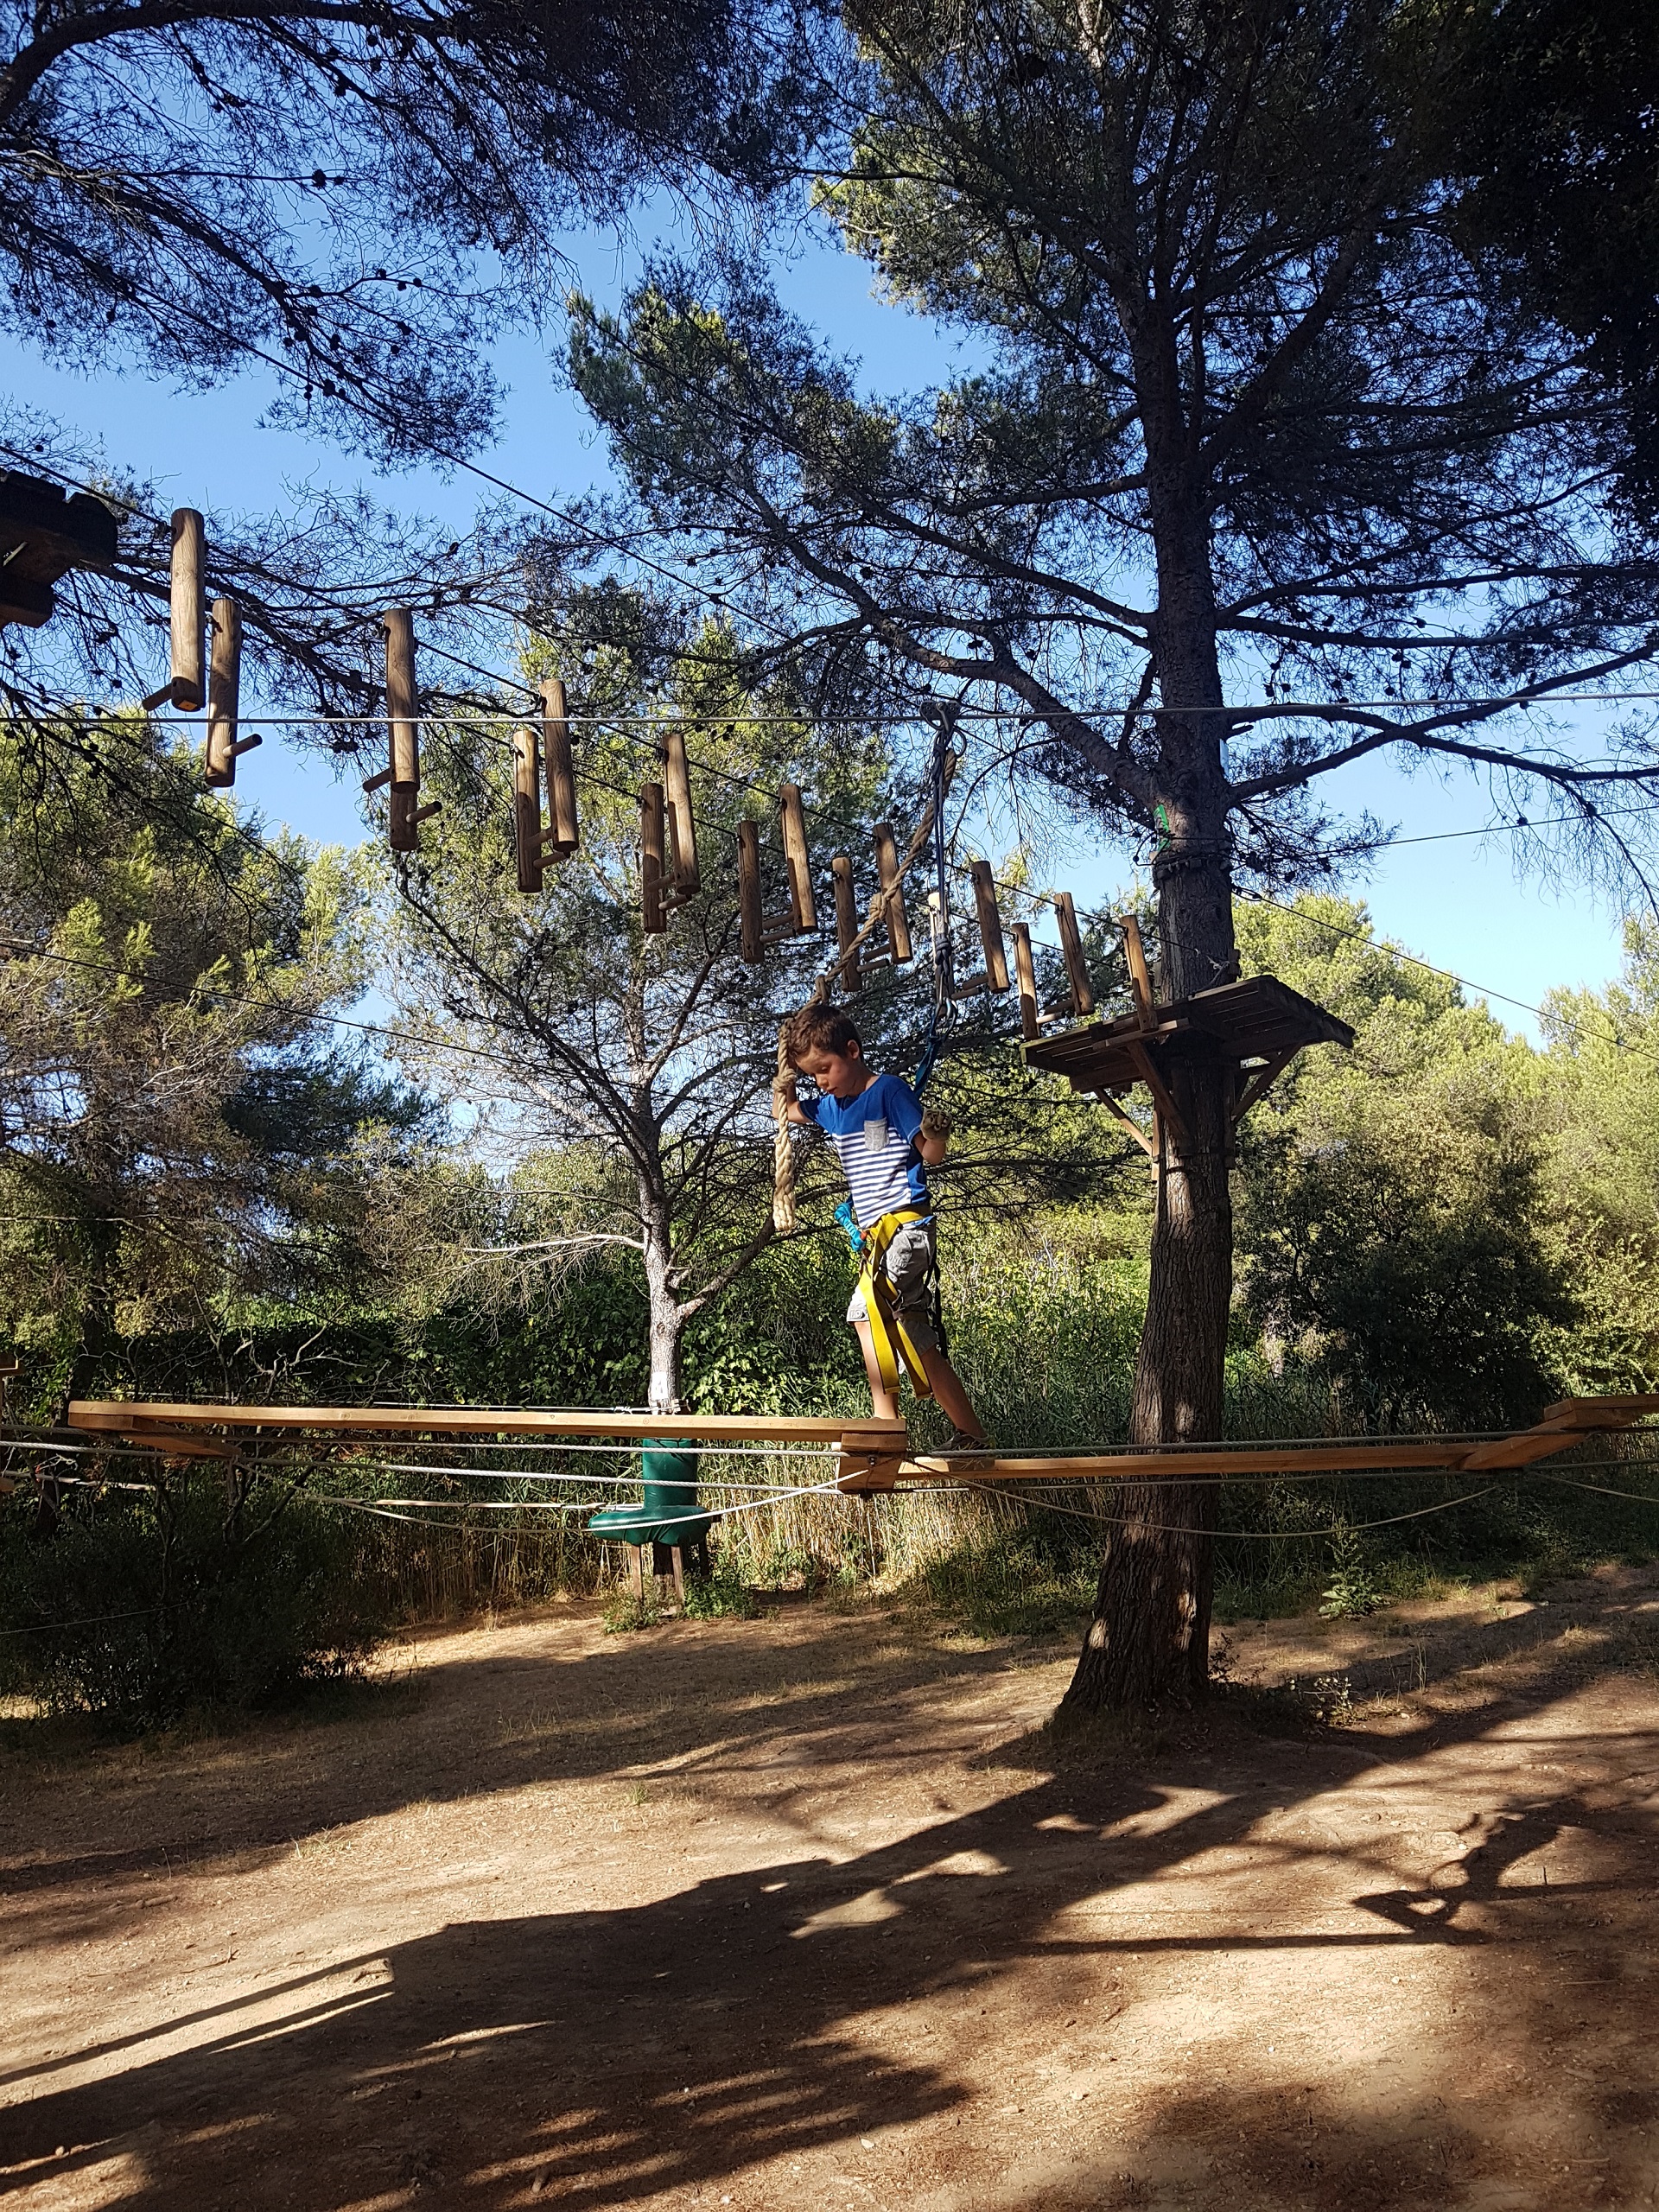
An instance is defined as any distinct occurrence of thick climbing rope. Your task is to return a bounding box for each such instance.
[912,709,957,1099]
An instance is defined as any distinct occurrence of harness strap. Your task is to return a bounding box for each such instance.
[856,1207,934,1400]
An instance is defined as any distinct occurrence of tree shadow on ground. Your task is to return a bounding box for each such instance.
[4,1619,1657,2208]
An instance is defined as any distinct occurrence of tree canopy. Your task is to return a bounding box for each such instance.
[0,713,428,1407]
[0,0,803,461]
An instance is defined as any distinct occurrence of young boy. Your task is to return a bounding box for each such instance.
[776,1002,987,1446]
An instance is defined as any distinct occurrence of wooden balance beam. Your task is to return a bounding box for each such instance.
[871,1395,1659,1493]
[61,1393,1659,1497]
[63,1400,909,1488]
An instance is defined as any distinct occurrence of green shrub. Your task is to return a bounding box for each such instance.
[680,1558,764,1619]
[0,1475,386,1728]
[1319,1521,1382,1618]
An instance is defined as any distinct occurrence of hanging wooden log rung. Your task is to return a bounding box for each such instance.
[641,782,667,934]
[540,677,580,857]
[830,854,861,993]
[779,782,817,931]
[1011,922,1039,1043]
[737,817,764,961]
[1120,912,1156,1027]
[168,507,205,713]
[873,822,912,962]
[203,598,260,787]
[1053,891,1095,1016]
[512,724,543,893]
[969,859,1010,991]
[663,727,698,905]
[737,791,821,964]
[382,607,419,789]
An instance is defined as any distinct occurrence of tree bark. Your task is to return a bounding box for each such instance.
[1062,474,1238,1713]
[639,1177,683,1414]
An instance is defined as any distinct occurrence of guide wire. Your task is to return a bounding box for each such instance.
[947,1477,1506,1539]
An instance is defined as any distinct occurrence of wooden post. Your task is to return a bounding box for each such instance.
[664,727,698,896]
[969,860,1010,991]
[831,855,861,992]
[773,1027,797,1232]
[1054,892,1095,1015]
[641,782,667,933]
[737,819,764,963]
[204,599,259,788]
[387,786,441,856]
[382,608,419,789]
[1012,922,1039,1042]
[512,725,543,894]
[541,677,579,855]
[168,509,205,712]
[779,783,817,931]
[1121,912,1156,1027]
[874,822,912,961]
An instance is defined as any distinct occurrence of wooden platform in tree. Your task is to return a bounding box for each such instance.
[1025,972,1355,1094]
[0,471,119,628]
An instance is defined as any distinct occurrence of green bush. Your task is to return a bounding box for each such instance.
[0,1475,387,1728]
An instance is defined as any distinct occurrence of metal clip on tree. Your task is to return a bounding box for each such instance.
[736,784,818,962]
[362,608,440,855]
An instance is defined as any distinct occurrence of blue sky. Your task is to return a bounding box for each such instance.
[3,210,1637,1042]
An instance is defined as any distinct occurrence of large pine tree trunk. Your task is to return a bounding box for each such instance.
[1062,496,1239,1713]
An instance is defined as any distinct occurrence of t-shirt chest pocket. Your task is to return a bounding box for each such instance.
[861,1117,889,1153]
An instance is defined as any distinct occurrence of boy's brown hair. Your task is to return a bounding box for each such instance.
[782,1001,862,1068]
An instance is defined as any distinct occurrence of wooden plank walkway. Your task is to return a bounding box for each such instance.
[61,1395,1659,1494]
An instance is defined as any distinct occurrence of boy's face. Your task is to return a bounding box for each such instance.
[798,1040,865,1100]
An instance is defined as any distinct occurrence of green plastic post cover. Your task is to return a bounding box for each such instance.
[587,1440,715,1546]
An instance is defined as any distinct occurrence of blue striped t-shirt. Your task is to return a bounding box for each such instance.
[808,1071,930,1230]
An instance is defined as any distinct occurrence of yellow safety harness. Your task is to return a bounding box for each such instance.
[855,1206,934,1399]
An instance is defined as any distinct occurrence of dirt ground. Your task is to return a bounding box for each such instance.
[4,1570,1659,2212]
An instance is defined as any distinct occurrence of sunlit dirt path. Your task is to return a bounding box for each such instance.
[3,1583,1659,2210]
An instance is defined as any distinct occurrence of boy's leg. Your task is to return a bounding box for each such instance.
[853,1319,899,1421]
[918,1344,985,1442]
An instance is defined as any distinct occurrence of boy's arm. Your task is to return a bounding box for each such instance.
[888,1074,950,1166]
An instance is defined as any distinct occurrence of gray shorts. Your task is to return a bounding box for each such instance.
[846,1217,940,1352]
